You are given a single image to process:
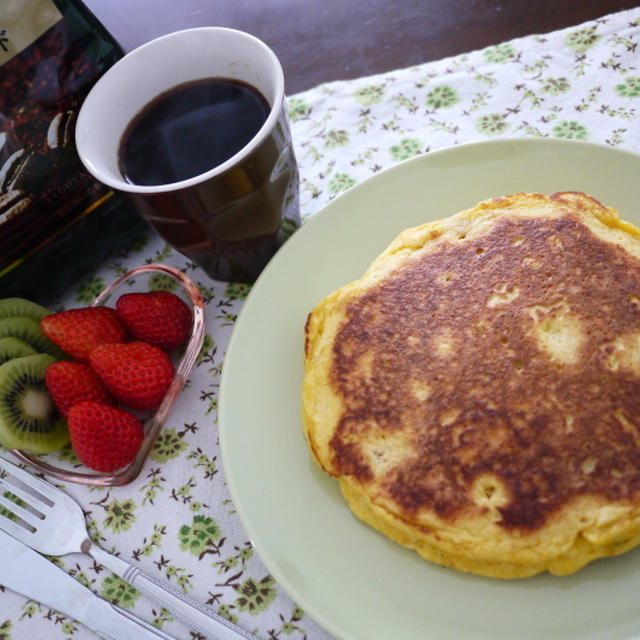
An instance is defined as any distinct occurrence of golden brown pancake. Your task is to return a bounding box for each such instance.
[302,192,640,578]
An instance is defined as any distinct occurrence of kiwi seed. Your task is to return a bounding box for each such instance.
[0,353,69,454]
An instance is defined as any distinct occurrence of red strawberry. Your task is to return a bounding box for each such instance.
[116,291,192,350]
[45,361,114,418]
[40,307,128,362]
[68,400,144,472]
[89,341,174,411]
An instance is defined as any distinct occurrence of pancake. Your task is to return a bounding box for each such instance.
[302,191,640,579]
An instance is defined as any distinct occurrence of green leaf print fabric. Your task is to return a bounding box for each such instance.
[2,7,640,639]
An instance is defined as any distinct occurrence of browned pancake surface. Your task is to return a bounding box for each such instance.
[328,194,640,532]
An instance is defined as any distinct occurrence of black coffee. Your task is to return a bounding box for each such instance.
[119,77,271,186]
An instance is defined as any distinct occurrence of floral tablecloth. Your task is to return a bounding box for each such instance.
[2,7,640,640]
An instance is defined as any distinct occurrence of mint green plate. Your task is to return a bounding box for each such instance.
[219,138,640,640]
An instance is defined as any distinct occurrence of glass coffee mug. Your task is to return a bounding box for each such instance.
[75,27,300,283]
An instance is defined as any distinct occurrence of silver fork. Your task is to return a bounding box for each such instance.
[0,456,255,640]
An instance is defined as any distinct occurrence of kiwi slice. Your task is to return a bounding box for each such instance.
[0,297,51,322]
[0,353,69,454]
[0,316,66,359]
[0,337,37,365]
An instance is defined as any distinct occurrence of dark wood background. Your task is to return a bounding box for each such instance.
[84,0,640,95]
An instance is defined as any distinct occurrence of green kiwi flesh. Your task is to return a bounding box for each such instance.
[0,337,37,364]
[0,297,51,322]
[0,353,69,454]
[0,316,66,359]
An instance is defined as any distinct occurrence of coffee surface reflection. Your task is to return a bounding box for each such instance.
[118,77,270,186]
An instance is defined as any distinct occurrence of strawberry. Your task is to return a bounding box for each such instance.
[89,341,174,411]
[45,361,114,418]
[67,400,144,472]
[40,307,128,362]
[116,291,192,350]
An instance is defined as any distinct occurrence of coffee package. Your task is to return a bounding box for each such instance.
[0,0,148,304]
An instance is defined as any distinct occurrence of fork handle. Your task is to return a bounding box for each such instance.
[88,545,255,640]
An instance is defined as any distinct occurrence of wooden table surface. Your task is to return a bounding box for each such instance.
[84,0,640,95]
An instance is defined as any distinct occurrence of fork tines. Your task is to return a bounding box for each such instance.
[0,457,51,534]
[0,457,55,503]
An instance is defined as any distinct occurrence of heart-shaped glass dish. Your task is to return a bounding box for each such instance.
[9,264,205,486]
